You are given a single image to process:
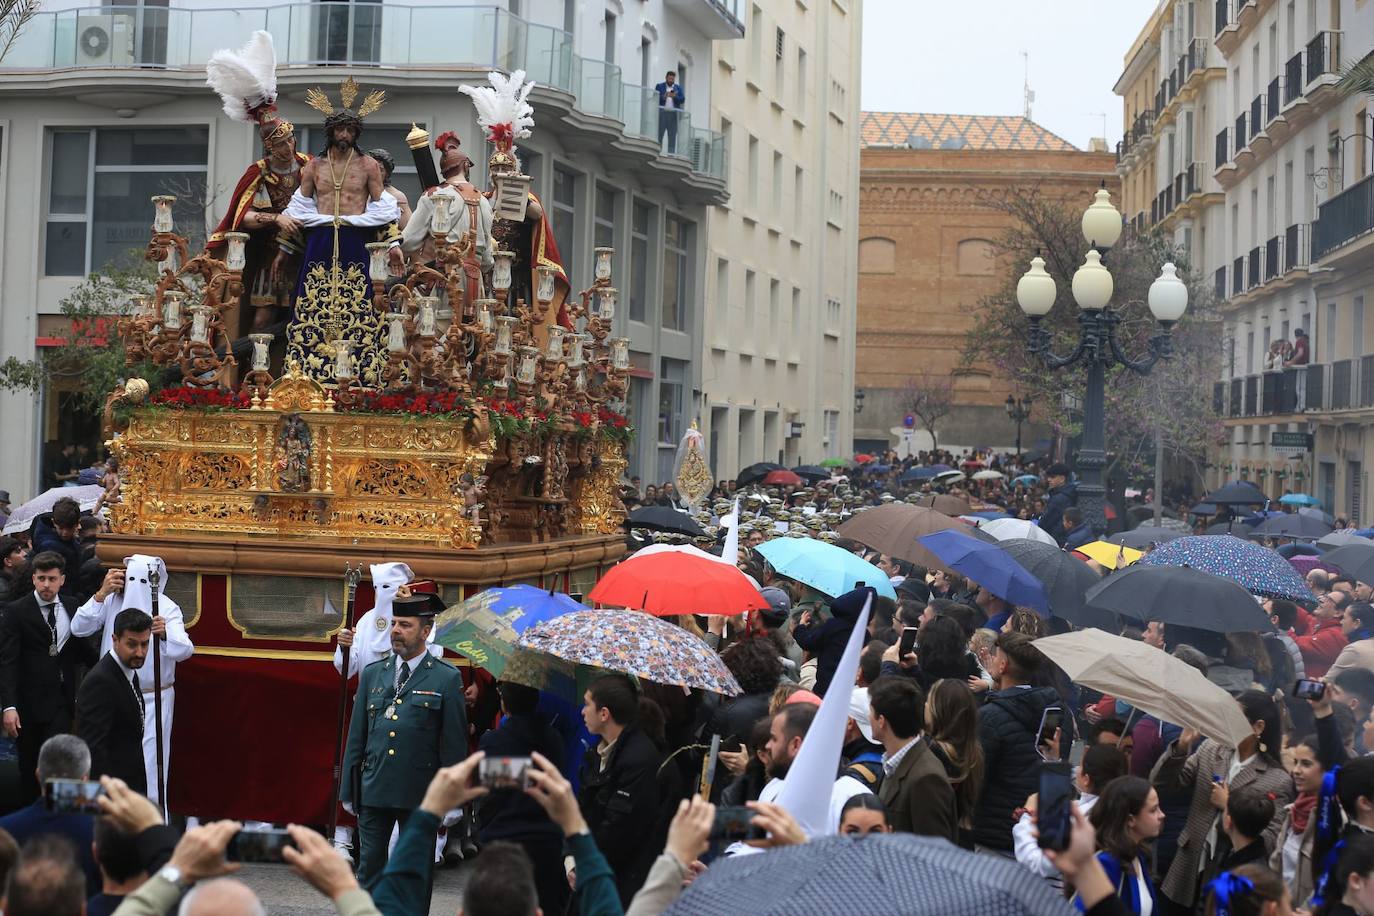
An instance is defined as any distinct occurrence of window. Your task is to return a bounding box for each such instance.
[747,135,759,207]
[716,258,729,318]
[563,0,576,34]
[858,237,896,273]
[745,269,757,333]
[750,4,763,66]
[657,358,686,446]
[829,79,846,116]
[662,214,691,331]
[603,12,616,63]
[1355,295,1366,359]
[1357,108,1368,180]
[46,126,208,277]
[794,166,804,224]
[956,239,995,275]
[790,287,800,334]
[1326,301,1337,361]
[640,38,651,87]
[825,297,841,336]
[775,27,785,90]
[823,409,839,458]
[551,166,578,273]
[827,189,843,226]
[312,0,382,64]
[590,185,618,282]
[769,278,780,337]
[772,151,783,213]
[629,200,653,323]
[796,47,808,113]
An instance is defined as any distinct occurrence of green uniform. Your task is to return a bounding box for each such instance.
[342,651,467,887]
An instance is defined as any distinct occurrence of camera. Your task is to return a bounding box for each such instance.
[44,778,103,814]
[479,756,532,790]
[228,827,296,863]
[709,805,764,841]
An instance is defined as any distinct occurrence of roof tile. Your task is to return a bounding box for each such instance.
[861,112,1078,152]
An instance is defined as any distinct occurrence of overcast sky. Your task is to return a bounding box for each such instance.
[861,0,1163,150]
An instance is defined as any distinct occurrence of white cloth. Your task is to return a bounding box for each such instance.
[1133,858,1153,916]
[726,775,869,856]
[332,563,440,678]
[401,185,495,272]
[283,187,400,228]
[1012,792,1099,881]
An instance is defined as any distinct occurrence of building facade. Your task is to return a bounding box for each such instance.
[696,0,862,479]
[853,113,1117,454]
[1172,0,1374,524]
[0,0,738,500]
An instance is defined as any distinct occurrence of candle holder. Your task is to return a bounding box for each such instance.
[241,333,275,400]
[493,250,515,294]
[545,326,565,362]
[366,241,392,309]
[189,304,212,345]
[224,232,249,272]
[610,337,630,371]
[594,247,614,282]
[177,300,233,390]
[151,195,177,233]
[430,187,457,237]
[536,265,558,304]
[495,315,517,355]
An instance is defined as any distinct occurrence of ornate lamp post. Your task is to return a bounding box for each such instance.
[1004,395,1032,458]
[1015,187,1189,534]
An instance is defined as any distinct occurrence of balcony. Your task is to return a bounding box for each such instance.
[663,0,746,39]
[1219,367,1319,418]
[1234,111,1249,156]
[1232,255,1246,296]
[1246,246,1261,288]
[1215,0,1230,35]
[1230,377,1243,417]
[0,2,730,183]
[1332,360,1354,410]
[1263,234,1279,281]
[1284,52,1305,105]
[1284,223,1310,273]
[1306,31,1340,88]
[1214,267,1227,301]
[1313,174,1374,262]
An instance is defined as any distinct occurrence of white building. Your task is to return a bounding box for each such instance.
[698,0,861,478]
[0,0,740,499]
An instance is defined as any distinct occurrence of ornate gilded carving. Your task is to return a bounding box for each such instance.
[181,452,252,490]
[352,459,433,498]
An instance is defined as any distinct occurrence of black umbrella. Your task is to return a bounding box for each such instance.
[1203,480,1270,506]
[997,538,1112,629]
[667,834,1072,916]
[1085,564,1274,633]
[1319,543,1374,584]
[1249,513,1333,540]
[1204,521,1244,535]
[736,462,785,486]
[1318,531,1373,550]
[625,506,706,537]
[1109,526,1187,549]
[1189,502,1219,516]
[793,465,831,482]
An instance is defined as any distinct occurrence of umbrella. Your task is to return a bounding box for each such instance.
[1203,480,1270,506]
[1289,554,1335,577]
[625,505,706,537]
[960,458,984,468]
[736,462,784,486]
[915,493,974,516]
[1073,540,1144,570]
[1034,630,1255,748]
[1204,521,1244,535]
[1249,513,1333,540]
[518,610,741,696]
[819,458,850,468]
[837,504,995,573]
[1319,530,1373,550]
[667,833,1073,916]
[588,546,768,616]
[1084,565,1274,633]
[971,469,1004,481]
[917,530,1049,613]
[867,464,893,473]
[1107,527,1186,550]
[854,454,876,464]
[433,585,584,677]
[901,467,941,482]
[979,517,1058,546]
[1138,535,1314,606]
[1189,502,1220,516]
[762,469,804,486]
[996,538,1110,628]
[1013,474,1040,486]
[756,538,898,600]
[1,485,106,535]
[1319,543,1374,584]
[932,470,966,485]
[967,511,1011,521]
[793,465,831,482]
[1300,507,1337,526]
[1280,493,1321,507]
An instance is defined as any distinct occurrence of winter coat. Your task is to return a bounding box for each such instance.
[973,684,1061,851]
[29,514,81,574]
[1293,617,1349,678]
[793,593,868,695]
[1041,483,1077,544]
[578,724,664,906]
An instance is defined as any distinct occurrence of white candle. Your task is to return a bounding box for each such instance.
[151,195,176,233]
[387,314,407,353]
[189,304,210,344]
[162,293,184,330]
[495,316,516,354]
[597,287,618,322]
[225,232,248,271]
[367,241,391,279]
[546,326,565,361]
[536,265,557,302]
[594,247,613,281]
[611,337,629,371]
[517,346,539,384]
[333,339,354,380]
[417,296,438,337]
[430,189,455,235]
[249,333,272,371]
[493,250,514,292]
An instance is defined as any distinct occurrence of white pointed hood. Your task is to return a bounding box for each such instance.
[119,554,169,613]
[370,562,413,619]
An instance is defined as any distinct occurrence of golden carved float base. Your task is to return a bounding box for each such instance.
[108,371,628,549]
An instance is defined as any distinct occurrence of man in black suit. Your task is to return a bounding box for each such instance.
[0,551,100,803]
[77,608,152,793]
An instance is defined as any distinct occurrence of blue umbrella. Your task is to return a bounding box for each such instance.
[1013,474,1039,486]
[929,464,954,472]
[755,538,898,600]
[968,511,1012,521]
[434,585,585,676]
[1280,493,1321,507]
[1138,535,1314,606]
[916,529,1050,614]
[901,467,941,482]
[867,464,892,473]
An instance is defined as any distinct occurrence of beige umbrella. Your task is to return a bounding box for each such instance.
[1034,629,1253,748]
[914,493,974,517]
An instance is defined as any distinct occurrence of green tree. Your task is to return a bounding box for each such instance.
[961,187,1224,485]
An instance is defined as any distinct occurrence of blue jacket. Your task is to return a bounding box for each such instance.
[0,800,99,895]
[1074,852,1155,915]
[1064,522,1094,550]
[29,513,81,573]
[1041,483,1077,544]
[654,81,684,108]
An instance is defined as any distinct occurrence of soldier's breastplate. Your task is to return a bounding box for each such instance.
[261,170,300,213]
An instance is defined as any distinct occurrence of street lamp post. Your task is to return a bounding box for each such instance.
[1004,395,1032,458]
[1015,187,1189,535]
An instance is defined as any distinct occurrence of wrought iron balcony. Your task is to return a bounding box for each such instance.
[1313,174,1374,260]
[1284,223,1309,271]
[1284,52,1304,104]
[1307,31,1340,85]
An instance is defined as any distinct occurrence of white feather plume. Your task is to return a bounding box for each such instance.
[205,30,279,123]
[460,70,537,140]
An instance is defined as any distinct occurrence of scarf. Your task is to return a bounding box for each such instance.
[1291,790,1319,834]
[1311,766,1345,909]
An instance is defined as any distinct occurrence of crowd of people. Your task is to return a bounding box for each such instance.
[0,452,1373,916]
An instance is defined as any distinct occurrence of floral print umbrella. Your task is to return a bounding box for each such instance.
[517,610,742,696]
[1138,534,1314,606]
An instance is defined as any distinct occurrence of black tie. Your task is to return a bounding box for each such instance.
[132,671,145,720]
[45,604,55,632]
[396,660,411,694]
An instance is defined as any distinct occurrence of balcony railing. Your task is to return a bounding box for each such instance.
[1264,234,1280,280]
[0,3,727,179]
[1333,359,1354,409]
[1214,266,1227,301]
[1250,94,1264,135]
[1215,0,1230,34]
[1186,161,1201,196]
[1247,246,1261,287]
[1216,128,1230,167]
[1284,52,1304,104]
[1307,31,1340,85]
[1230,377,1243,417]
[1235,111,1248,151]
[1285,222,1309,270]
[1308,362,1325,409]
[1313,174,1374,260]
[1232,255,1246,295]
[1245,375,1259,415]
[1266,77,1280,123]
[1214,382,1226,415]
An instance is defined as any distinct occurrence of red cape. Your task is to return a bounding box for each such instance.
[206,152,311,251]
[528,192,573,328]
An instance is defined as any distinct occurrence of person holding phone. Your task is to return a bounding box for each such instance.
[1014,745,1129,885]
[1074,776,1165,915]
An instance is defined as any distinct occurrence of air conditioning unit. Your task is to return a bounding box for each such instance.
[75,14,135,65]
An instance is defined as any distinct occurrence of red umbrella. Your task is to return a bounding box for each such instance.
[588,545,769,617]
[854,454,876,464]
[763,469,804,486]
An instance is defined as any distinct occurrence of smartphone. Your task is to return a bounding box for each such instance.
[898,626,918,657]
[44,778,103,814]
[709,805,764,841]
[1037,707,1065,754]
[1036,761,1074,851]
[1294,678,1327,700]
[479,756,533,790]
[228,827,296,864]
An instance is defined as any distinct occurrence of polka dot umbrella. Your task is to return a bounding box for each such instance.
[1137,535,1314,607]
